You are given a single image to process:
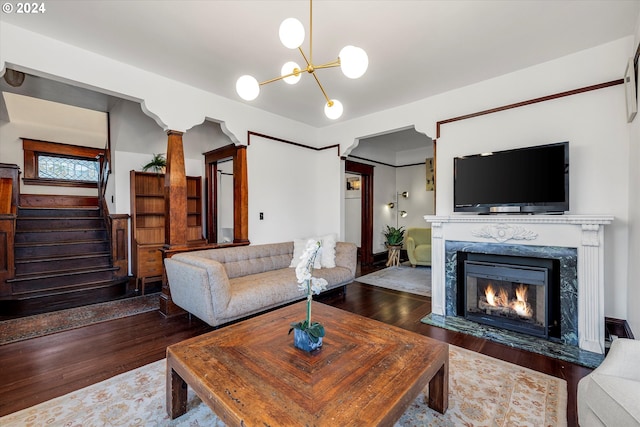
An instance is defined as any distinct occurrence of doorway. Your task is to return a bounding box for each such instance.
[345,160,374,265]
[345,127,434,263]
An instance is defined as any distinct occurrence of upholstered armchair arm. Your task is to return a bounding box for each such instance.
[335,241,357,278]
[407,236,418,266]
[164,255,232,327]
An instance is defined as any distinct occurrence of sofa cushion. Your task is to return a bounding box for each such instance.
[414,245,431,260]
[190,242,293,279]
[224,268,305,321]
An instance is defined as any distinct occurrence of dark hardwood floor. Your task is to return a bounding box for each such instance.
[0,266,592,426]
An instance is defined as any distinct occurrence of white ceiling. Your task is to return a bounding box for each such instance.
[1,0,638,129]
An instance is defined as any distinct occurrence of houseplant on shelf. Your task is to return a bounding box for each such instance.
[142,153,166,173]
[288,240,328,352]
[384,225,405,266]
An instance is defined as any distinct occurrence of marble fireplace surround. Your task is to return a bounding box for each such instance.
[424,215,613,355]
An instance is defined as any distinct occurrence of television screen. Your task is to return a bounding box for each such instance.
[454,142,569,214]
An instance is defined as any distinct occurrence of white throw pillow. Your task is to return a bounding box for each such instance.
[289,234,337,270]
[289,238,307,268]
[289,238,323,269]
[318,233,337,268]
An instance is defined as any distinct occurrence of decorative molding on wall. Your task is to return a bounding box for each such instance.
[435,79,623,139]
[471,223,538,243]
[248,131,340,156]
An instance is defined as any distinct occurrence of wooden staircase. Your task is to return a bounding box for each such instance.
[1,205,128,317]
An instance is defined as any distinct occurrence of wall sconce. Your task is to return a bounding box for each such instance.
[399,191,409,198]
[400,210,408,218]
[387,202,395,209]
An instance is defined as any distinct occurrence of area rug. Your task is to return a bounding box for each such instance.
[357,264,431,296]
[0,345,567,426]
[0,293,159,346]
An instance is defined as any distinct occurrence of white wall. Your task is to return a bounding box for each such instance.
[396,164,435,231]
[626,12,640,336]
[247,134,341,244]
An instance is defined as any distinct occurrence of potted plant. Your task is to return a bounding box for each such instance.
[384,225,405,267]
[142,153,166,173]
[383,225,405,247]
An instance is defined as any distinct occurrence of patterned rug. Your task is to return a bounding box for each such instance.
[0,293,159,345]
[357,264,431,296]
[0,345,567,426]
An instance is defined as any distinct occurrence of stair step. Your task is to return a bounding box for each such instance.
[8,267,120,294]
[17,207,101,218]
[8,278,126,298]
[15,243,111,259]
[10,266,120,282]
[15,228,108,244]
[14,253,112,275]
[16,217,106,230]
[15,252,112,264]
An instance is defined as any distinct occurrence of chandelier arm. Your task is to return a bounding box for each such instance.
[313,59,341,70]
[259,70,301,86]
[309,0,313,64]
[311,72,332,105]
[298,47,312,68]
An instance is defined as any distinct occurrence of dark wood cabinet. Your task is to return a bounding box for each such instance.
[130,170,204,293]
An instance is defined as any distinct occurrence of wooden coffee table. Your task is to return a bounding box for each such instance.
[167,301,448,426]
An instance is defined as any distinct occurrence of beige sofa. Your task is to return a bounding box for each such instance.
[164,241,357,327]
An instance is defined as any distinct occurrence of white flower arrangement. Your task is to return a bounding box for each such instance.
[289,240,328,344]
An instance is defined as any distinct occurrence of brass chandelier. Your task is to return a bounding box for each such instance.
[235,0,368,120]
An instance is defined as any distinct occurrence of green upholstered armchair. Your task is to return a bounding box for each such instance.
[406,228,432,267]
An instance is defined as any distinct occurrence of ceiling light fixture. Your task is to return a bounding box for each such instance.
[235,0,368,120]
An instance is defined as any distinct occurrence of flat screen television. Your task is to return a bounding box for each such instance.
[453,142,569,214]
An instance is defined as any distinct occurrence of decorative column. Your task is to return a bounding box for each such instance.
[164,130,188,249]
[430,221,446,316]
[160,130,187,316]
[578,223,606,354]
[233,146,249,244]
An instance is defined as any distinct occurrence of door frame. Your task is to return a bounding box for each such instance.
[345,160,374,265]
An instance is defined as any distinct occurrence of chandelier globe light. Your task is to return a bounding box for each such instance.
[279,18,305,49]
[236,75,260,101]
[339,46,369,79]
[236,0,368,120]
[281,61,302,85]
[324,99,343,120]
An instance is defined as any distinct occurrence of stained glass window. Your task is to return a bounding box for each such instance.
[38,155,99,182]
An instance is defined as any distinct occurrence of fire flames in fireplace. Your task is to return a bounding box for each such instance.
[480,283,533,319]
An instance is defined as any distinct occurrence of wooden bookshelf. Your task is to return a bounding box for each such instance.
[130,170,204,293]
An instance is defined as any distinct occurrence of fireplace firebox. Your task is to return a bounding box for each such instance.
[458,252,561,341]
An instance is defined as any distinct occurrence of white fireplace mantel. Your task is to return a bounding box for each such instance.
[424,214,614,354]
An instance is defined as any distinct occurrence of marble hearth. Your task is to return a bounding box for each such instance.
[424,215,613,357]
